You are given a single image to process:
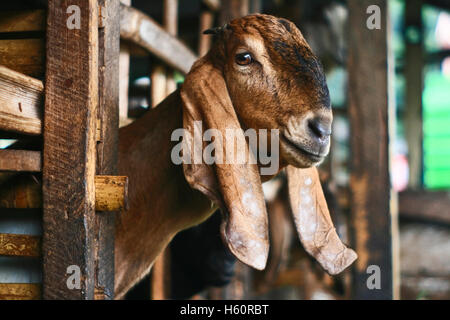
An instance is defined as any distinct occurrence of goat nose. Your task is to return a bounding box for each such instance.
[308,117,332,139]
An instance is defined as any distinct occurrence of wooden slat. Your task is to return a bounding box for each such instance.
[42,0,98,300]
[0,65,43,135]
[95,0,121,300]
[0,174,128,211]
[0,39,45,78]
[0,10,45,33]
[120,4,197,73]
[0,150,41,172]
[399,190,450,225]
[0,233,40,257]
[0,283,41,300]
[95,176,128,212]
[347,0,395,299]
[405,0,424,188]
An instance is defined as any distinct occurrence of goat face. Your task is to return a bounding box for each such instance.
[211,14,332,168]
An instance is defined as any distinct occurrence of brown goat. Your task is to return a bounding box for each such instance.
[115,14,356,299]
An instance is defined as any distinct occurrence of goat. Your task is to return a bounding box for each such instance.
[115,14,357,299]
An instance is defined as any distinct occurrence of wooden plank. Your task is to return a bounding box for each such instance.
[0,10,45,33]
[0,39,45,78]
[0,233,40,257]
[95,176,128,212]
[0,65,43,135]
[405,0,424,188]
[120,4,197,73]
[399,190,450,225]
[219,0,249,25]
[347,0,394,299]
[0,283,41,300]
[42,0,98,300]
[95,0,121,300]
[0,174,42,209]
[0,174,128,211]
[0,150,41,172]
[198,8,214,56]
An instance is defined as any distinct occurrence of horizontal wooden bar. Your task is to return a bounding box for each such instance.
[0,150,41,172]
[0,174,128,211]
[399,190,450,225]
[0,39,45,78]
[0,173,42,209]
[0,233,41,257]
[0,65,43,135]
[0,283,41,300]
[95,175,129,211]
[0,10,46,33]
[120,4,197,73]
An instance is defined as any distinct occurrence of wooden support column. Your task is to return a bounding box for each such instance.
[95,0,121,300]
[219,0,249,25]
[150,0,178,300]
[198,4,215,56]
[347,0,396,299]
[42,0,99,299]
[405,0,424,188]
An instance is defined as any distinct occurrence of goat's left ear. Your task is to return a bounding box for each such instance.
[180,57,269,270]
[286,166,357,275]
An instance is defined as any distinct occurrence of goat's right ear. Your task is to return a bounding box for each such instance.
[180,58,269,271]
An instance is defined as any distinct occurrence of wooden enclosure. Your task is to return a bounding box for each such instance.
[1,0,447,301]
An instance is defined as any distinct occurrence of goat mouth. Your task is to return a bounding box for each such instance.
[280,134,325,163]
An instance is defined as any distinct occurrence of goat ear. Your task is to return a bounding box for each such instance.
[180,58,269,270]
[286,166,357,275]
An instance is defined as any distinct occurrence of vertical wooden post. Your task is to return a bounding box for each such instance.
[119,0,131,126]
[347,0,395,299]
[42,0,99,299]
[150,0,178,300]
[219,0,249,25]
[198,5,214,57]
[405,0,424,188]
[96,0,120,300]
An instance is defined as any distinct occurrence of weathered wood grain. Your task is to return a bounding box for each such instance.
[0,65,43,135]
[95,176,128,212]
[95,0,121,300]
[0,283,41,300]
[120,4,197,73]
[42,0,98,300]
[347,0,394,299]
[0,233,40,257]
[0,150,41,172]
[0,39,45,78]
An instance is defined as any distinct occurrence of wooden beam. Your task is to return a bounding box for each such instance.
[95,176,128,212]
[0,39,45,78]
[0,10,45,33]
[120,4,197,74]
[42,0,98,300]
[219,0,249,25]
[0,283,41,300]
[399,190,450,225]
[347,0,395,299]
[0,233,40,257]
[0,65,43,135]
[405,0,424,188]
[0,174,128,212]
[95,0,121,300]
[0,150,41,172]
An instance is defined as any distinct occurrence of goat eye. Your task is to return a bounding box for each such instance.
[235,52,253,66]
